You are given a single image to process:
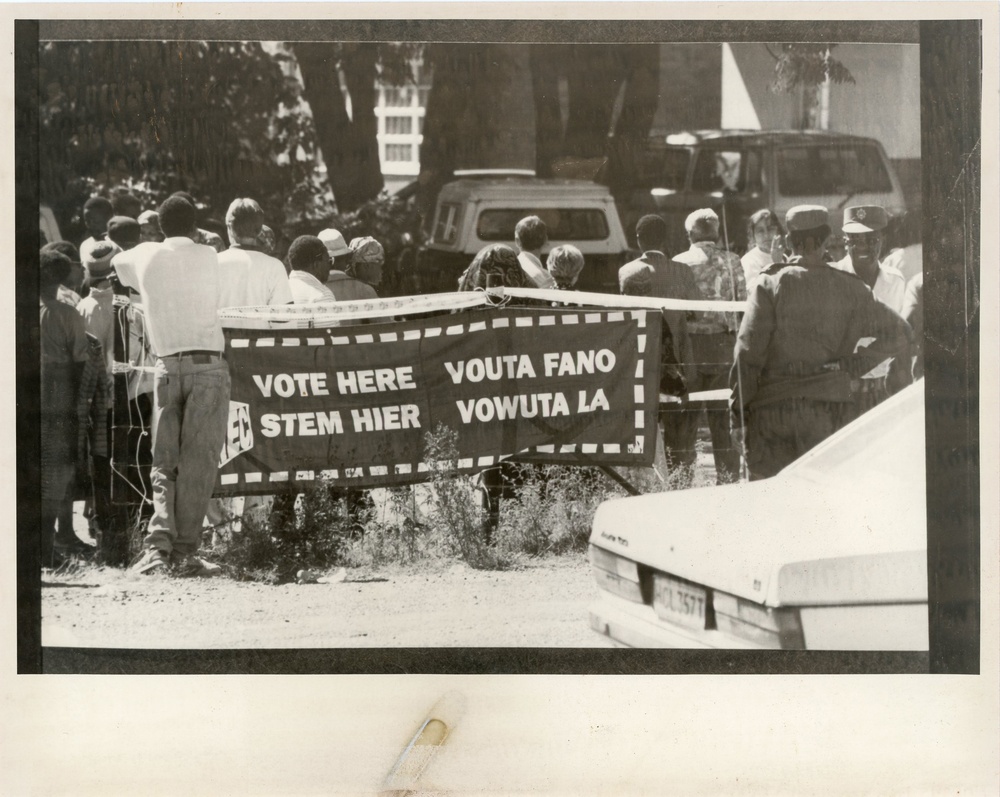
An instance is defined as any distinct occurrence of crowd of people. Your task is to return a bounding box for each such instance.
[38,186,921,572]
[38,189,391,571]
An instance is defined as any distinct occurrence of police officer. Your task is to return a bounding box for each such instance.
[833,205,906,311]
[832,205,910,419]
[730,205,912,481]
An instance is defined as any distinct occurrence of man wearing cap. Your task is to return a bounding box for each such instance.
[515,216,558,290]
[670,208,746,485]
[832,204,909,419]
[79,196,114,264]
[217,198,292,309]
[620,214,702,485]
[731,205,912,481]
[318,228,376,301]
[834,205,906,312]
[76,241,119,547]
[77,242,120,386]
[114,196,230,576]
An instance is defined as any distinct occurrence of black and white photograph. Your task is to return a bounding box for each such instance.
[7,4,997,795]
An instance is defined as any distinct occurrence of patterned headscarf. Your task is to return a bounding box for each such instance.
[457,244,526,291]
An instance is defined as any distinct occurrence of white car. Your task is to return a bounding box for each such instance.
[588,380,927,650]
[417,175,632,294]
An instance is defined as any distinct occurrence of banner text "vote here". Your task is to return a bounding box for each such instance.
[252,367,420,437]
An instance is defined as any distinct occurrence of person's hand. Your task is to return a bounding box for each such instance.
[770,234,785,263]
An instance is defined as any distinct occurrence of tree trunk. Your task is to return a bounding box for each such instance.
[294,42,384,213]
[530,46,564,177]
[563,45,627,159]
[418,44,535,214]
[616,45,660,141]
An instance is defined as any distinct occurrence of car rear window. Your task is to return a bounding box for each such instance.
[476,209,610,241]
[777,144,893,196]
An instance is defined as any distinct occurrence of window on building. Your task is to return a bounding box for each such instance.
[384,87,412,107]
[384,116,413,135]
[385,143,414,162]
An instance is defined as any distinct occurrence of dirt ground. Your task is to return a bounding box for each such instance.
[41,428,721,650]
[41,551,612,649]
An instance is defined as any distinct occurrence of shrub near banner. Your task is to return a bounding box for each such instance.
[216,305,663,495]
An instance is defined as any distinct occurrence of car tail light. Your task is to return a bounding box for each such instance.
[713,591,805,649]
[589,545,643,603]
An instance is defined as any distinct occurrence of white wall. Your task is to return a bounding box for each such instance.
[726,42,921,159]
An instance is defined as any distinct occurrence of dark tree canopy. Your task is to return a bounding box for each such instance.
[39,40,332,245]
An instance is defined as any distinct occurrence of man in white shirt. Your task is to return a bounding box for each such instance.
[832,204,907,418]
[114,196,230,577]
[288,235,338,303]
[210,199,293,537]
[217,198,293,309]
[514,215,558,290]
[832,205,906,313]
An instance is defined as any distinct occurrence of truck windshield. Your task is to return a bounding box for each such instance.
[777,144,893,196]
[477,209,610,241]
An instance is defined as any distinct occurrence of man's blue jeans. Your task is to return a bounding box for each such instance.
[144,354,231,555]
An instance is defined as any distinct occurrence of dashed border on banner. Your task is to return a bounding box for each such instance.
[220,309,656,489]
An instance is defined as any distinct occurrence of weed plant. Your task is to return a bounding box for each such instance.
[206,424,683,577]
[213,484,355,583]
[493,464,612,559]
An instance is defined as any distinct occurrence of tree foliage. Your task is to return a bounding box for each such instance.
[39,40,333,243]
[768,43,856,93]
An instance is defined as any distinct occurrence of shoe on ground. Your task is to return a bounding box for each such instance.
[54,536,95,556]
[130,547,170,575]
[170,552,222,578]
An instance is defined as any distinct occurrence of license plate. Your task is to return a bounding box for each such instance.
[653,574,708,630]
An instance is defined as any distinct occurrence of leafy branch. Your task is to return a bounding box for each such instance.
[766,44,856,93]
